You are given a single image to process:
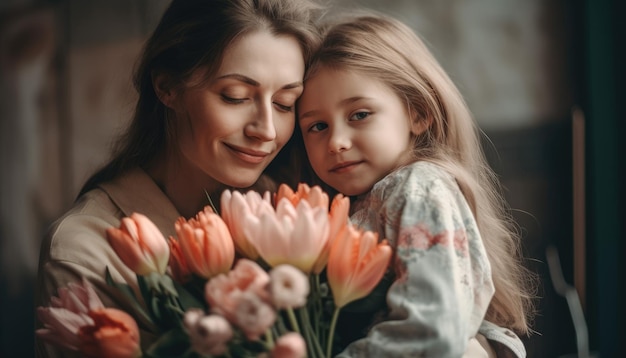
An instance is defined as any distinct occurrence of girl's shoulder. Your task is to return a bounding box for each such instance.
[372,161,457,196]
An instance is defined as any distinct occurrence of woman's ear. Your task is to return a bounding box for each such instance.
[153,73,176,108]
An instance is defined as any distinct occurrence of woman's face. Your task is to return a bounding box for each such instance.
[169,30,305,189]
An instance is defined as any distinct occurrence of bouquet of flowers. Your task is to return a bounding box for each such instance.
[36,184,392,358]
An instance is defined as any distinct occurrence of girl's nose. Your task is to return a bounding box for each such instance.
[328,127,351,154]
[245,100,276,141]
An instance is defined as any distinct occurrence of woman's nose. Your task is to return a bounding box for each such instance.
[245,100,277,141]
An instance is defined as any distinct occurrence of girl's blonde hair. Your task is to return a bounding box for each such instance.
[307,13,535,334]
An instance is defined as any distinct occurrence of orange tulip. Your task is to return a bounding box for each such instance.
[106,213,170,275]
[275,183,329,209]
[167,236,192,283]
[175,206,235,279]
[311,193,350,274]
[326,224,392,308]
[78,308,141,358]
[220,190,274,260]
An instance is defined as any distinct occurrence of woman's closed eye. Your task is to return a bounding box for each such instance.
[221,94,247,104]
[273,102,294,112]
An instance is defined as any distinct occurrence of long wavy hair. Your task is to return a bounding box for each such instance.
[305,13,536,334]
[79,0,322,196]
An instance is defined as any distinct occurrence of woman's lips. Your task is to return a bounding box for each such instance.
[226,144,271,164]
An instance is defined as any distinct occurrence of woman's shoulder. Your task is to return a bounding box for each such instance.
[41,188,124,264]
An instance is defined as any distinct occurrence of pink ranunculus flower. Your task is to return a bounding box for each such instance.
[78,308,141,358]
[221,189,274,260]
[106,212,170,275]
[234,291,277,340]
[205,259,271,323]
[183,309,233,356]
[327,224,393,308]
[269,264,310,309]
[274,183,329,209]
[312,193,350,274]
[271,332,307,358]
[246,198,329,273]
[175,206,235,279]
[36,279,103,351]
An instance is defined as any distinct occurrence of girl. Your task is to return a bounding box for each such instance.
[297,13,535,357]
[36,0,322,356]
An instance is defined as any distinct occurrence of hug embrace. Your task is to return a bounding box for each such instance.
[35,0,535,357]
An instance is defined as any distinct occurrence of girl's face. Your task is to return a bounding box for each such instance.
[298,67,420,196]
[168,30,304,189]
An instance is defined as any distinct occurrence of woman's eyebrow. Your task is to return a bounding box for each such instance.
[215,73,260,86]
[214,73,303,90]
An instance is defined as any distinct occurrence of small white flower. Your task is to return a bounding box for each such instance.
[269,264,310,309]
[184,309,233,356]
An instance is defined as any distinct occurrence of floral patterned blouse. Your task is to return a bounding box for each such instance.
[335,161,495,357]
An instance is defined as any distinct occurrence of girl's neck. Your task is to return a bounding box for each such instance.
[146,153,226,219]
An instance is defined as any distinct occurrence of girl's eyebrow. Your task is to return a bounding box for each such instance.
[215,73,303,90]
[299,96,372,121]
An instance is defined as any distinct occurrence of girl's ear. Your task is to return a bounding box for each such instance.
[410,113,432,136]
[153,73,176,108]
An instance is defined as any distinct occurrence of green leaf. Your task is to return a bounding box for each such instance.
[173,281,207,311]
[104,267,155,327]
[144,326,197,358]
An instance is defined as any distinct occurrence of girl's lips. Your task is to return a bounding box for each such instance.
[330,161,363,173]
[226,144,271,164]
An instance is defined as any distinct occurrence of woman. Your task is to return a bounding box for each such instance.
[35,0,322,356]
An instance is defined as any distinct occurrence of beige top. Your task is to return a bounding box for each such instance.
[35,167,181,357]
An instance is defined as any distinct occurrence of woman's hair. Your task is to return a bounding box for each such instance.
[79,0,323,196]
[306,13,535,334]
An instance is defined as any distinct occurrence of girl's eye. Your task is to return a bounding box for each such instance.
[221,94,246,104]
[308,122,328,132]
[274,102,294,112]
[350,111,371,121]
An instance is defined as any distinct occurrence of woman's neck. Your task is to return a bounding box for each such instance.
[146,154,226,219]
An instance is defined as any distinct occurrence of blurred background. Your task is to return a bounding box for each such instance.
[0,0,623,357]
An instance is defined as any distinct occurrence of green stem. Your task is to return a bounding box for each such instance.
[286,307,301,334]
[326,307,341,358]
[299,307,325,358]
[265,328,275,349]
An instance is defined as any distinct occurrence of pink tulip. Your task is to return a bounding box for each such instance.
[37,307,93,351]
[78,308,141,358]
[247,198,329,273]
[221,190,274,260]
[106,213,170,275]
[205,259,271,323]
[312,193,350,274]
[327,224,392,308]
[271,332,307,358]
[175,206,235,279]
[36,279,103,351]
